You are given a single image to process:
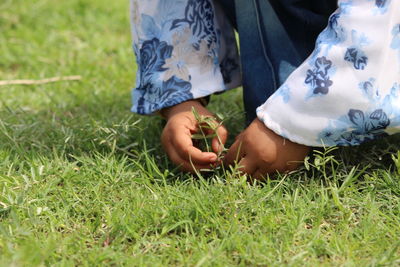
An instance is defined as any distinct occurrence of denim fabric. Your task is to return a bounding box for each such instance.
[217,0,336,124]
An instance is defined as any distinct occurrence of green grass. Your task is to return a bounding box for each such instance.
[0,0,399,266]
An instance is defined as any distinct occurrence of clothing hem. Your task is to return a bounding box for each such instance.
[257,109,328,147]
[131,85,239,115]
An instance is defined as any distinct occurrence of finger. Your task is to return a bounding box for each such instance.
[181,159,215,173]
[284,160,304,172]
[235,131,244,141]
[223,139,245,166]
[253,165,282,180]
[211,125,228,154]
[252,169,267,180]
[237,157,258,175]
[184,146,217,163]
[167,145,215,172]
[172,129,218,164]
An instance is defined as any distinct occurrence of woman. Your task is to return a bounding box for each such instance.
[130,0,400,179]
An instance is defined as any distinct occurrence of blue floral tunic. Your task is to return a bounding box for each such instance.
[131,0,400,147]
[130,0,241,115]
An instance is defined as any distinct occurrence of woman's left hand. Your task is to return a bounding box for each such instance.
[224,118,310,179]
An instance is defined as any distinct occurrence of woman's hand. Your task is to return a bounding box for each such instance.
[161,100,228,173]
[224,118,310,179]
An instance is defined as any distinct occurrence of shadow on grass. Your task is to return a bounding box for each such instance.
[1,85,400,182]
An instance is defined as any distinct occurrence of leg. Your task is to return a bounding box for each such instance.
[214,0,237,29]
[235,0,337,124]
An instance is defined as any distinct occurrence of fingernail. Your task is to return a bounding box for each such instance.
[209,154,217,162]
[216,144,222,152]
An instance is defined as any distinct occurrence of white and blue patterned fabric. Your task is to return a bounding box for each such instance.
[257,0,400,146]
[130,0,241,115]
[131,0,400,147]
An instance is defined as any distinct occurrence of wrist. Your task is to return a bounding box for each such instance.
[160,99,206,120]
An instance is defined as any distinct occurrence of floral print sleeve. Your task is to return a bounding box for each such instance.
[130,0,241,114]
[257,0,400,146]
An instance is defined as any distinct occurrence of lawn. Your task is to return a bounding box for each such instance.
[0,0,399,266]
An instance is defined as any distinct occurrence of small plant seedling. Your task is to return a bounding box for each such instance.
[191,107,227,161]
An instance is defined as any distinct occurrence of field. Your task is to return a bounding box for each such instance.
[0,0,399,266]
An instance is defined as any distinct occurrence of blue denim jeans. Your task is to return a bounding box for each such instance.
[216,0,337,124]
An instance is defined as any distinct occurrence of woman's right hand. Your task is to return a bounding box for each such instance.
[161,100,228,173]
